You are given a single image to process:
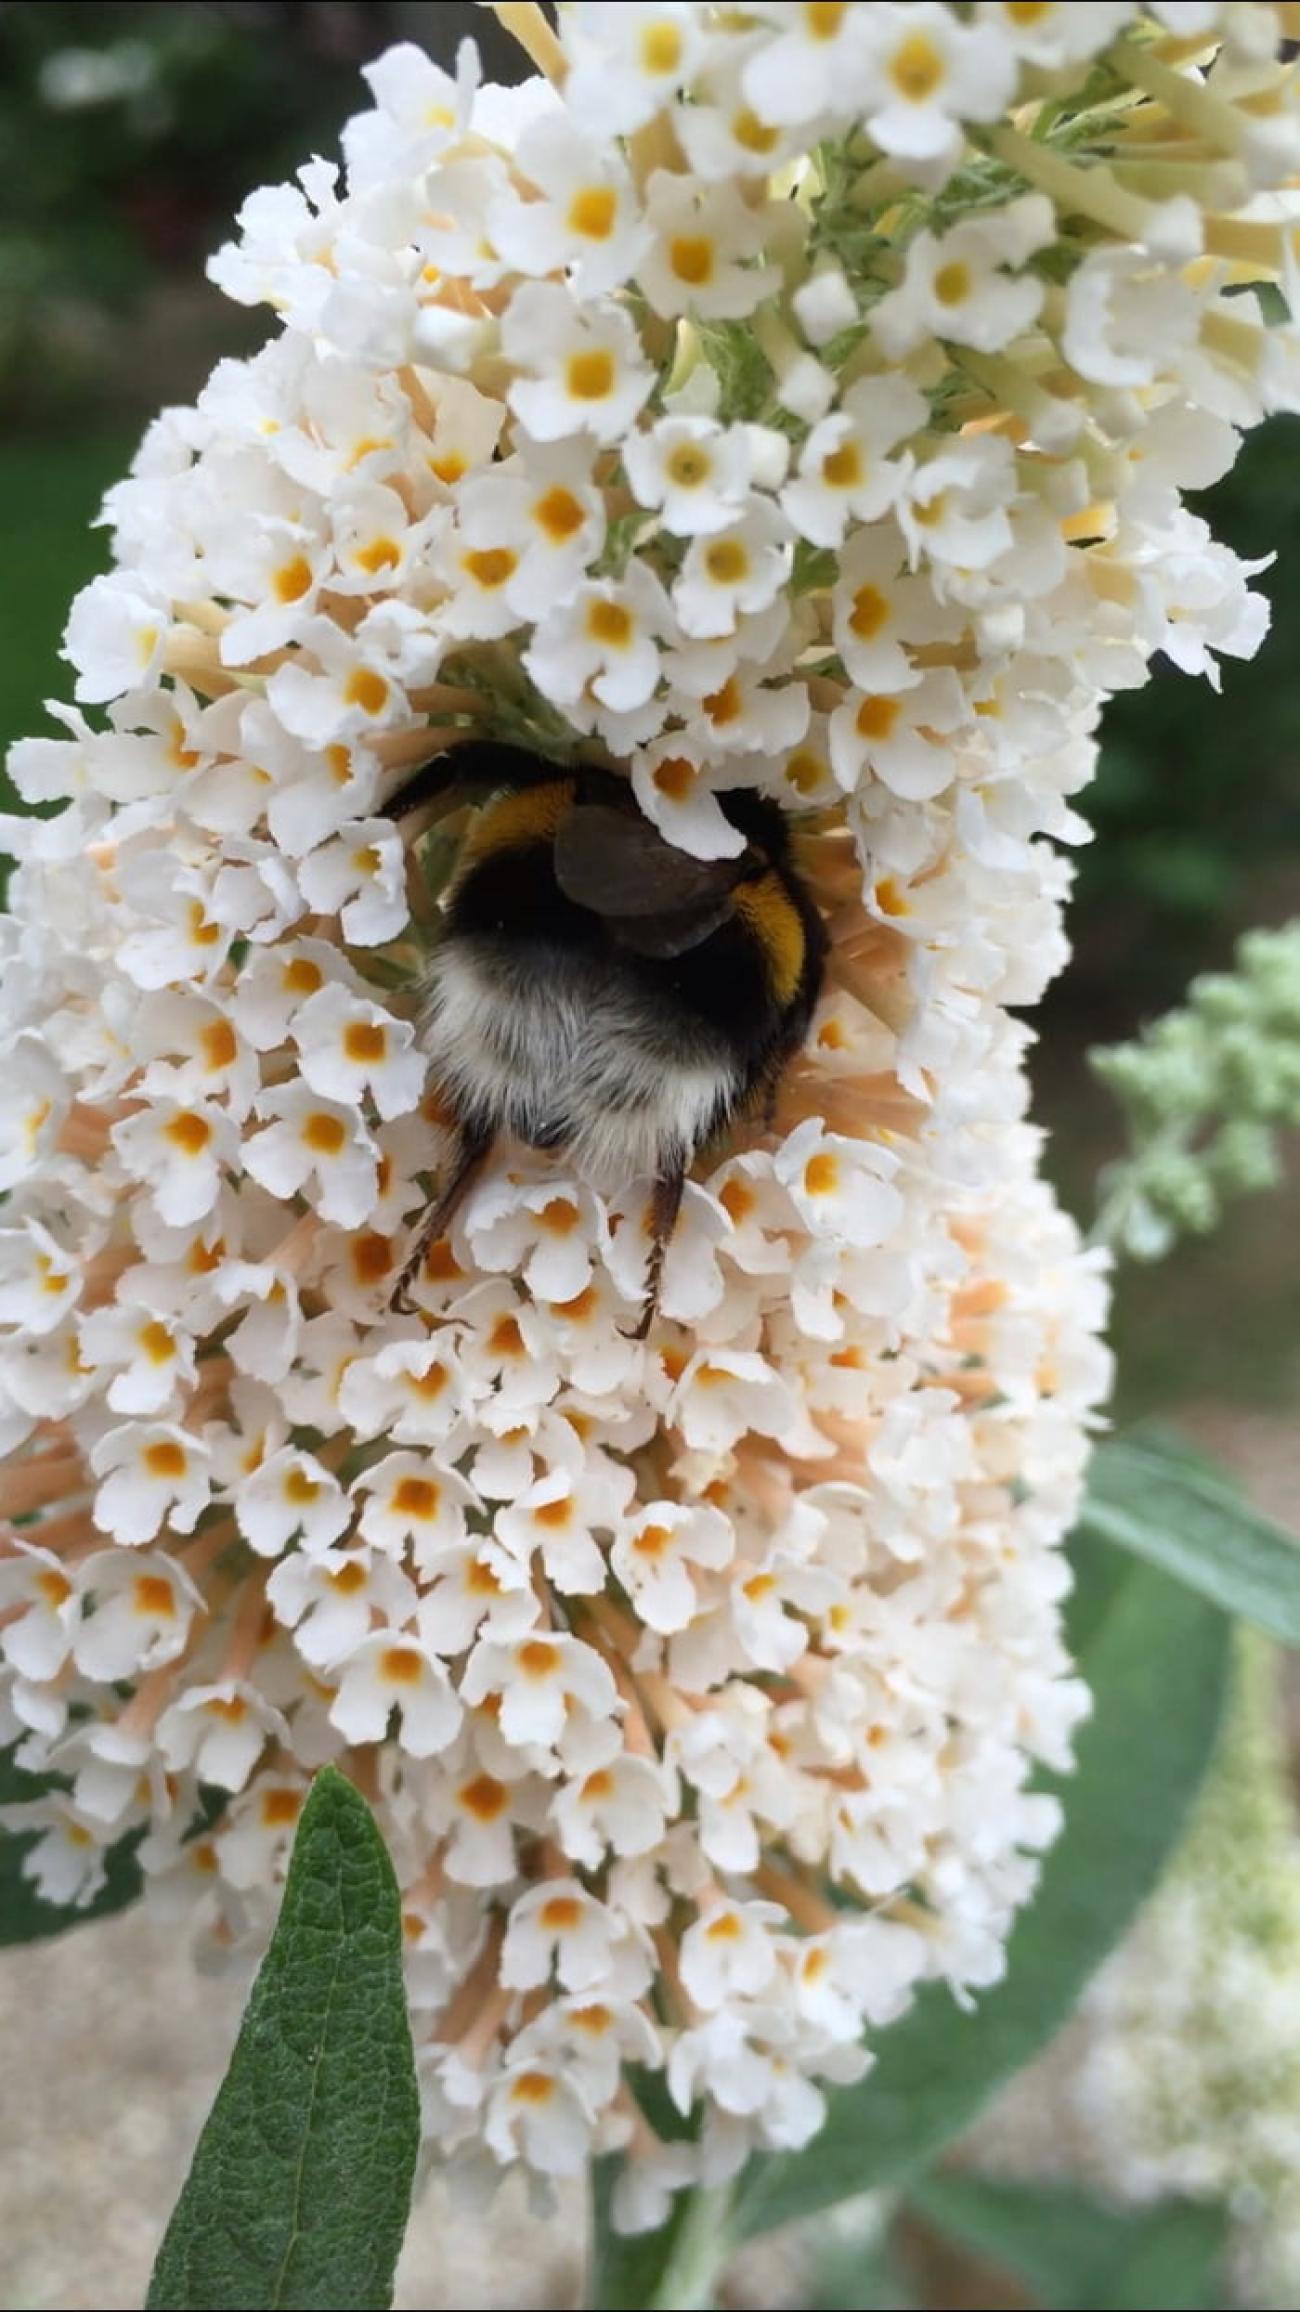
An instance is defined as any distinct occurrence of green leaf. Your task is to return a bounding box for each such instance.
[732,1552,1230,2239]
[146,1766,420,2312]
[909,2171,1121,2304]
[1092,2201,1227,2312]
[0,1742,143,1945]
[909,2173,1226,2311]
[1083,1434,1300,1646]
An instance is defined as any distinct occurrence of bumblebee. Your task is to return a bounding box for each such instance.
[383,742,827,1330]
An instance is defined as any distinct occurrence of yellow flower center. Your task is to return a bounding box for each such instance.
[567,185,617,242]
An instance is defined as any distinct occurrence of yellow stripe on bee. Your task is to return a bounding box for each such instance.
[733,873,806,1007]
[461,781,576,864]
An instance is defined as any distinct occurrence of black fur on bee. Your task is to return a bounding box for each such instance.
[382,741,826,1333]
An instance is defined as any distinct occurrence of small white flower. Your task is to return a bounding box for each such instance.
[461,1631,619,1756]
[435,1756,535,1887]
[673,500,794,640]
[0,1037,68,1192]
[72,1549,205,1681]
[781,375,928,549]
[63,573,170,705]
[792,263,859,348]
[611,1501,735,1635]
[215,1771,310,1890]
[229,937,356,1052]
[674,51,803,183]
[669,1347,803,1456]
[234,1444,352,1558]
[489,113,648,296]
[501,1878,646,1994]
[772,1120,904,1247]
[416,1535,537,1654]
[495,1465,623,1596]
[115,856,236,992]
[624,416,770,539]
[448,440,606,625]
[76,1300,198,1417]
[830,665,969,800]
[328,482,444,601]
[679,657,811,759]
[463,1173,604,1305]
[740,2,874,128]
[563,4,706,135]
[870,195,1053,359]
[628,740,747,862]
[0,1545,82,1681]
[0,1218,85,1335]
[266,617,413,752]
[552,1752,675,1867]
[267,1544,417,1669]
[638,171,777,321]
[0,1798,110,1909]
[975,1,1135,69]
[858,3,1019,176]
[525,565,674,716]
[353,1451,479,1568]
[338,1333,476,1448]
[244,1083,380,1227]
[156,1679,289,1791]
[485,2061,595,2177]
[90,1422,212,1547]
[829,525,958,691]
[292,984,425,1121]
[297,818,410,944]
[1064,248,1201,390]
[329,1632,461,1756]
[503,282,655,446]
[898,437,1018,574]
[679,1899,783,2010]
[134,989,260,1120]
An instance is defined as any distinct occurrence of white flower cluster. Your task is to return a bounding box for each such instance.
[0,0,1292,2225]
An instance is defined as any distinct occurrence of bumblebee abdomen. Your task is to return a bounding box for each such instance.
[418,934,742,1185]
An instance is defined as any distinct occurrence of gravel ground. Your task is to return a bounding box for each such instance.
[1,1403,1294,2312]
[0,1907,580,2311]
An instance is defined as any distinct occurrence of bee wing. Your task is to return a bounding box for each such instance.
[554,804,745,924]
[607,898,739,957]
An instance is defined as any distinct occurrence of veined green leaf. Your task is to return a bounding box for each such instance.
[147,1766,419,2312]
[1081,1434,1300,1645]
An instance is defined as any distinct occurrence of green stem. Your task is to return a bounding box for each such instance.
[586,2167,736,2312]
[645,2186,735,2312]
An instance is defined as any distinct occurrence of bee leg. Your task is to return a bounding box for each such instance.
[630,1168,685,1341]
[390,1126,494,1314]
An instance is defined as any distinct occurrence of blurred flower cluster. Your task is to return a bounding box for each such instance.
[0,0,1295,2227]
[980,1631,1300,2309]
[1094,920,1300,1256]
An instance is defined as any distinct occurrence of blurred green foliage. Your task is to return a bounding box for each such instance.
[0,429,132,773]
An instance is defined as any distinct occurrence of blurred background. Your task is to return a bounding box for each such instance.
[0,6,1297,2308]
